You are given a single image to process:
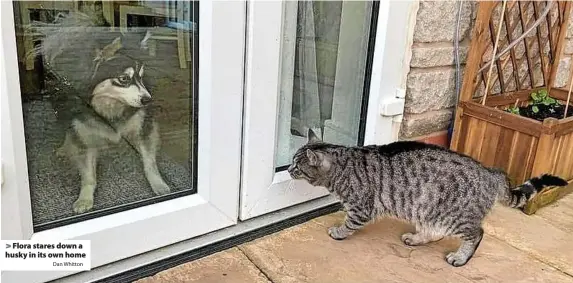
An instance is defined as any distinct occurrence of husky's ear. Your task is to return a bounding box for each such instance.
[91,37,122,79]
[94,36,122,62]
[140,30,151,50]
[139,64,145,77]
[307,128,321,144]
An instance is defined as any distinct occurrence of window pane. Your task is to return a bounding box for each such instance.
[275,1,374,168]
[12,0,198,229]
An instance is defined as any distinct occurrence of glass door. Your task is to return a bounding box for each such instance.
[1,1,244,282]
[240,1,383,220]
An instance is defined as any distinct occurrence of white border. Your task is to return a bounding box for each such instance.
[364,0,416,145]
[49,195,338,283]
[240,1,414,220]
[1,0,35,242]
[1,1,245,282]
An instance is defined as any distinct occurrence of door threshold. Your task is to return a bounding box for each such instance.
[53,195,341,283]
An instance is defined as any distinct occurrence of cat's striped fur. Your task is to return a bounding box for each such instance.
[288,129,568,267]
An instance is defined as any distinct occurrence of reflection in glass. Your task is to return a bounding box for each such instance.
[275,1,374,168]
[13,1,197,228]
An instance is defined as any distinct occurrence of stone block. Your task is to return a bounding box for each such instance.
[399,109,453,139]
[135,248,270,283]
[553,57,571,88]
[240,211,573,283]
[484,204,573,275]
[565,38,573,55]
[413,1,475,43]
[410,42,469,68]
[405,67,461,114]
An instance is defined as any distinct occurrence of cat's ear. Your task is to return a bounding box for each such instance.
[306,149,321,166]
[307,128,321,144]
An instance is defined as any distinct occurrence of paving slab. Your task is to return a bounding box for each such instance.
[240,211,572,283]
[134,248,270,283]
[484,201,573,276]
[533,194,573,233]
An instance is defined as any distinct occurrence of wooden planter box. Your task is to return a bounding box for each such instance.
[452,89,573,214]
[450,1,573,214]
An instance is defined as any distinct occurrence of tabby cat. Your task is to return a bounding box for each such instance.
[288,129,568,267]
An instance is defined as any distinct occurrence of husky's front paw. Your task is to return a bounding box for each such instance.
[73,198,94,214]
[328,226,349,241]
[151,181,171,195]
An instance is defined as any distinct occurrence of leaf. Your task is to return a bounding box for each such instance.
[532,105,539,113]
[531,92,539,101]
[507,106,520,115]
[538,89,548,101]
[546,97,556,105]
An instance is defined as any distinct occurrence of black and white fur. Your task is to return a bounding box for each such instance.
[53,34,171,213]
[28,11,172,214]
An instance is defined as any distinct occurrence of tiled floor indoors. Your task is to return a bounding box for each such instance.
[136,194,573,283]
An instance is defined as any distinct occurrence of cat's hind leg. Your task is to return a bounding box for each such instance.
[446,226,484,267]
[401,226,444,246]
[328,207,371,240]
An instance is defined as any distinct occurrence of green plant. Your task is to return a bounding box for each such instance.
[505,88,561,116]
[507,105,520,114]
[530,89,560,106]
[532,105,539,113]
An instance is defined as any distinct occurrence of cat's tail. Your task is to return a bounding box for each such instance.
[501,174,568,208]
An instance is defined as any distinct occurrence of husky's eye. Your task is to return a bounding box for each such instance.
[117,75,130,84]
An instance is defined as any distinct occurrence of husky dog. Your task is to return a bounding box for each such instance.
[31,12,171,213]
[55,34,171,213]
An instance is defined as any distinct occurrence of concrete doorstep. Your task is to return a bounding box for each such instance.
[136,195,573,283]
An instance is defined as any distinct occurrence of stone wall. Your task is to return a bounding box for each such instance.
[399,1,573,140]
[554,18,573,88]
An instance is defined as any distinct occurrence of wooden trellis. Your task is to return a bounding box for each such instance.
[450,0,573,214]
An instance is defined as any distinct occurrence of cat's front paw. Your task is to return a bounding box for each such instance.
[328,226,349,241]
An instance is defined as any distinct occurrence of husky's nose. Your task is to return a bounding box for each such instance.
[141,96,152,105]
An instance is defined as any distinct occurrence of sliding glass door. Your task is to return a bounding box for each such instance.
[240,1,383,220]
[1,1,244,282]
[2,0,409,282]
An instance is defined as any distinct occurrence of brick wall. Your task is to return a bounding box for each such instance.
[399,1,477,142]
[399,1,573,145]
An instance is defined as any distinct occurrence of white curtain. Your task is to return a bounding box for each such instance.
[290,1,343,138]
[276,1,372,167]
[291,1,321,136]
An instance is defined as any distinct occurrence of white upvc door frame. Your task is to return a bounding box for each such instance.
[240,0,415,220]
[1,1,246,283]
